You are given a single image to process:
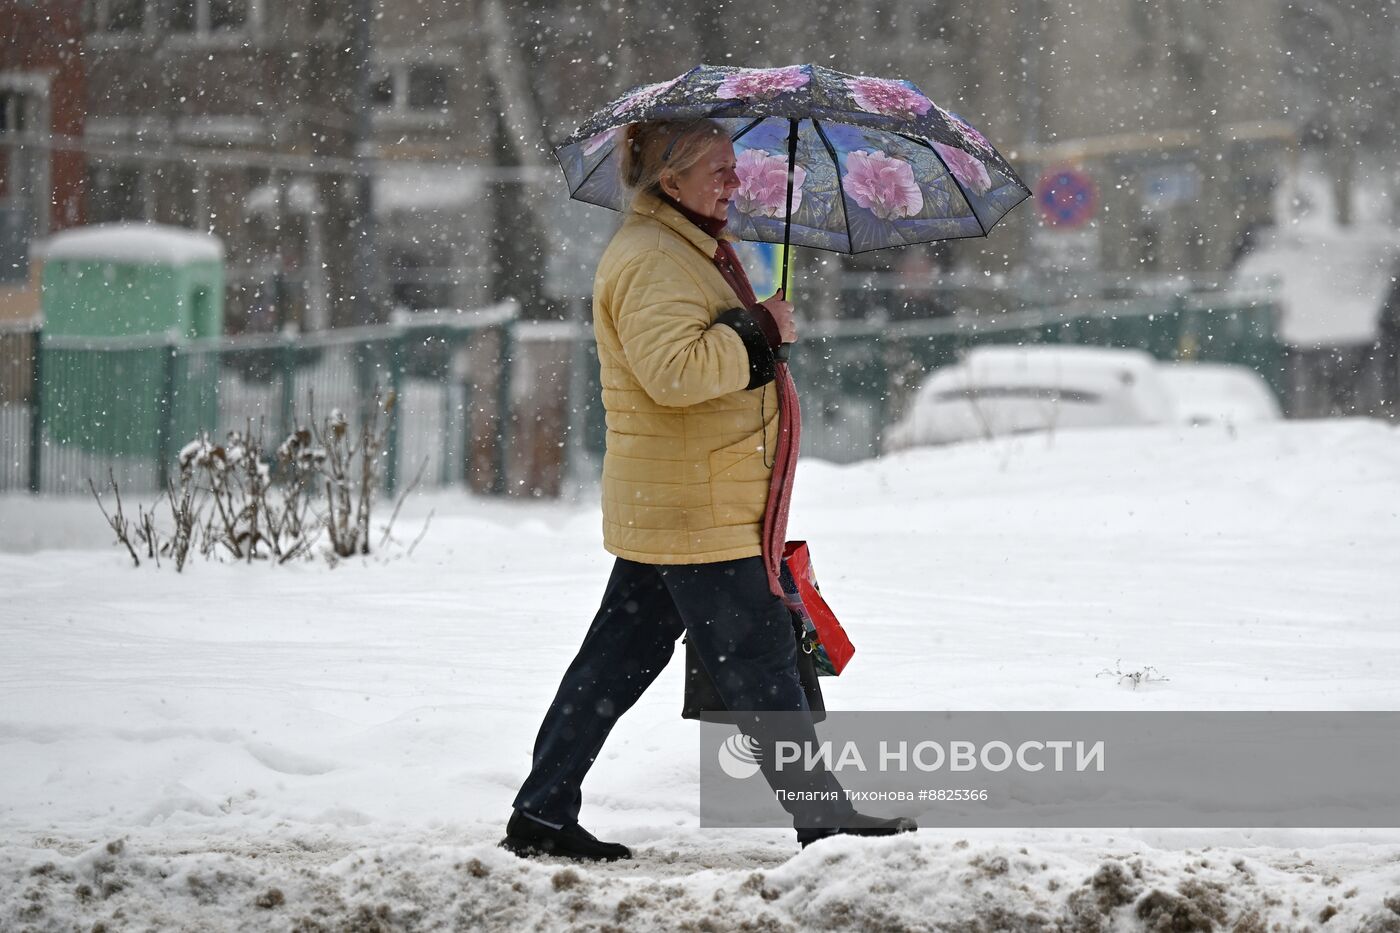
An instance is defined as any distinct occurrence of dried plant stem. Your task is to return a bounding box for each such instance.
[89,472,140,568]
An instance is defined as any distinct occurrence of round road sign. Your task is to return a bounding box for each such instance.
[1037,167,1098,228]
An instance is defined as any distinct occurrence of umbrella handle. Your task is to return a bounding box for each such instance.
[780,119,798,301]
[772,120,799,371]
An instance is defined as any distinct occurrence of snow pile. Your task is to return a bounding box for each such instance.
[3,419,1400,930]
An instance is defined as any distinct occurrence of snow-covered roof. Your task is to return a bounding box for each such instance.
[1232,224,1400,347]
[38,223,224,266]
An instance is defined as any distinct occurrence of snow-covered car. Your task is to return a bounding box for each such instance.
[1155,362,1282,426]
[883,346,1277,451]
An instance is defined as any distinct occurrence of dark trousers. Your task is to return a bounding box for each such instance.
[512,556,855,831]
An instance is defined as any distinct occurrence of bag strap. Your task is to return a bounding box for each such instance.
[789,607,814,655]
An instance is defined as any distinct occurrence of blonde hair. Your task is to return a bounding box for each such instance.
[619,119,728,200]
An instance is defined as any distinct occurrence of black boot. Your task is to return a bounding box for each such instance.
[797,812,918,848]
[499,811,633,862]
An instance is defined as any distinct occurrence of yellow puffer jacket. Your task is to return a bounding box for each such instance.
[594,189,778,564]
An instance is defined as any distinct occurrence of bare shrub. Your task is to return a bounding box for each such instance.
[90,389,419,570]
[88,470,140,568]
[310,390,396,559]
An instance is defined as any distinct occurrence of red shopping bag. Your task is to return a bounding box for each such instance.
[779,541,856,675]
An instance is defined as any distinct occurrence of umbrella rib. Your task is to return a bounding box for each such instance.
[976,187,1032,238]
[729,116,765,144]
[812,119,854,254]
[893,132,989,237]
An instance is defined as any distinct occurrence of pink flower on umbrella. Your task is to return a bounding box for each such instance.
[844,150,923,220]
[716,66,810,101]
[846,77,934,120]
[936,106,996,156]
[611,76,682,116]
[734,148,806,217]
[583,127,621,156]
[933,142,991,195]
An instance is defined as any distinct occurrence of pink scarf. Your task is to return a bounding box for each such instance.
[761,366,800,597]
[661,194,801,597]
[713,243,801,599]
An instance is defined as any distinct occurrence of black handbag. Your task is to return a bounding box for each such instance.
[681,606,827,723]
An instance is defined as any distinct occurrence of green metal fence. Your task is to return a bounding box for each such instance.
[14,303,520,496]
[569,293,1283,466]
[3,293,1286,496]
[785,293,1283,462]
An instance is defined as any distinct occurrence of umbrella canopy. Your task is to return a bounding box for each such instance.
[554,64,1030,257]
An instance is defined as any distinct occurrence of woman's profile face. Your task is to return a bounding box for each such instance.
[662,137,740,223]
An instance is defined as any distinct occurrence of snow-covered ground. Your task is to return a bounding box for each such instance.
[3,418,1400,931]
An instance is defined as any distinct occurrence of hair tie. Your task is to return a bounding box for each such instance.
[661,129,684,163]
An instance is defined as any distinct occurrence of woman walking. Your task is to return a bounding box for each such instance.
[501,119,915,861]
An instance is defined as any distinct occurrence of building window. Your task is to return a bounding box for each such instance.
[110,0,145,31]
[1,96,24,283]
[164,0,248,33]
[0,89,29,134]
[372,59,456,120]
[87,0,147,33]
[88,0,253,38]
[87,164,145,224]
[371,74,395,108]
[1,89,24,207]
[0,80,48,285]
[207,0,248,31]
[388,244,455,310]
[163,0,196,31]
[407,66,450,111]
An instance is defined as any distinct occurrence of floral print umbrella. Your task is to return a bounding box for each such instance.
[554,64,1030,272]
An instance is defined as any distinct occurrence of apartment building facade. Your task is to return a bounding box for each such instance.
[10,0,1392,331]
